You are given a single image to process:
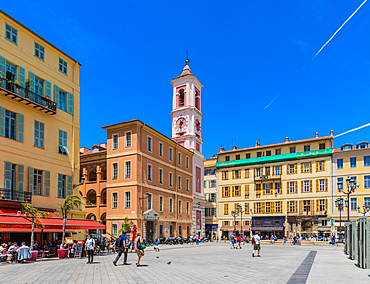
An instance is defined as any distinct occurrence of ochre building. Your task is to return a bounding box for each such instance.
[204,158,218,239]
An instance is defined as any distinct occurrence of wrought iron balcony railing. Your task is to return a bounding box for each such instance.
[0,77,57,114]
[0,188,32,203]
[254,174,282,182]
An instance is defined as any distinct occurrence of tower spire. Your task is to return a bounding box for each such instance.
[181,51,192,76]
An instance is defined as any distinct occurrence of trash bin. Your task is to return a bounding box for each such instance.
[30,250,38,261]
[57,249,68,259]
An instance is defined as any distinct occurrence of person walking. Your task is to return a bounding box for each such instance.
[135,232,144,267]
[252,232,261,257]
[195,234,199,245]
[113,230,129,266]
[236,234,242,249]
[85,235,95,264]
[230,233,235,249]
[154,238,159,252]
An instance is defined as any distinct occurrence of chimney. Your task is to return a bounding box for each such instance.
[233,145,237,150]
[100,142,107,148]
[330,130,333,136]
[315,132,318,138]
[285,137,289,143]
[219,146,224,152]
[255,141,259,147]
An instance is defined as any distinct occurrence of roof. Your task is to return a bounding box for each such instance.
[80,149,107,156]
[204,158,217,168]
[0,9,81,65]
[219,136,332,155]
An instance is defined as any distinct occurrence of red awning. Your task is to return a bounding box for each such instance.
[0,215,32,227]
[220,226,250,232]
[0,227,75,232]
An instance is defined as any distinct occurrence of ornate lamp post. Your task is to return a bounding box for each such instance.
[335,198,344,242]
[357,205,370,216]
[231,210,238,233]
[237,204,246,238]
[337,177,359,222]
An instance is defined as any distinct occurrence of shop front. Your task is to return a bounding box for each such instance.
[205,224,218,240]
[251,216,285,239]
[220,225,250,239]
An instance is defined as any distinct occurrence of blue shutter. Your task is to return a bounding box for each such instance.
[58,173,63,198]
[46,80,51,99]
[68,92,74,114]
[0,106,5,137]
[29,167,34,193]
[44,170,50,196]
[17,164,24,192]
[18,66,26,97]
[54,85,59,108]
[67,175,72,196]
[0,55,6,88]
[29,71,35,92]
[4,161,12,189]
[17,113,24,142]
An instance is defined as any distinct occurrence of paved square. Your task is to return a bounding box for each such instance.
[0,243,369,283]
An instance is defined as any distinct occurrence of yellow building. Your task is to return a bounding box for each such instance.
[204,157,218,239]
[217,133,333,239]
[333,141,370,233]
[0,10,84,241]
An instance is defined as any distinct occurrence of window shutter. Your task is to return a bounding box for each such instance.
[294,164,297,173]
[323,162,325,171]
[18,66,25,97]
[0,55,6,88]
[325,178,328,191]
[54,85,60,108]
[46,80,51,98]
[29,71,35,92]
[4,161,12,189]
[301,163,304,173]
[0,106,5,137]
[58,173,63,198]
[29,167,34,193]
[271,202,275,213]
[232,186,235,197]
[316,200,319,213]
[295,181,297,193]
[301,180,303,193]
[68,92,74,114]
[287,201,289,213]
[263,184,266,195]
[17,164,24,192]
[286,182,289,194]
[309,180,312,192]
[261,202,265,213]
[316,162,318,172]
[232,171,235,179]
[67,175,72,196]
[44,170,50,196]
[299,200,303,213]
[295,201,298,213]
[17,113,24,142]
[309,162,312,173]
[286,165,289,175]
[316,180,318,192]
[325,199,328,210]
[253,202,256,213]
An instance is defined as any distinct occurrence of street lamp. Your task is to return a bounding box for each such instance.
[249,209,253,239]
[357,205,370,216]
[237,204,246,238]
[335,198,344,242]
[231,210,238,233]
[338,177,359,222]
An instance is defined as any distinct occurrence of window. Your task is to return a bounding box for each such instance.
[33,169,43,195]
[337,177,343,191]
[112,192,118,208]
[187,225,190,235]
[233,170,240,179]
[58,130,68,155]
[276,149,281,155]
[59,58,67,75]
[256,202,261,213]
[148,137,152,151]
[317,161,325,171]
[178,153,181,165]
[169,198,173,212]
[112,163,118,179]
[350,157,357,168]
[159,196,163,211]
[178,176,181,189]
[223,221,229,226]
[318,179,327,192]
[225,156,230,161]
[179,225,182,235]
[290,147,296,153]
[222,171,228,180]
[57,174,66,198]
[303,162,311,173]
[5,23,17,44]
[159,169,163,184]
[235,221,239,226]
[160,225,163,235]
[186,157,189,168]
[275,166,280,175]
[33,121,45,148]
[275,182,281,194]
[35,77,44,96]
[275,201,281,213]
[322,220,328,226]
[266,150,271,156]
[265,183,271,195]
[289,182,295,193]
[34,42,45,60]
[256,184,261,197]
[186,202,189,214]
[159,143,163,156]
[113,135,118,149]
[170,225,173,236]
[289,201,296,212]
[255,168,261,177]
[112,224,117,235]
[337,158,344,169]
[319,143,325,150]
[289,164,296,174]
[245,169,250,178]
[169,148,173,161]
[5,110,16,140]
[125,161,131,178]
[303,180,310,192]
[148,165,152,181]
[148,194,152,209]
[235,154,240,160]
[186,179,189,191]
[246,153,251,159]
[350,198,357,211]
[364,156,370,167]
[364,176,370,189]
[169,173,173,187]
[222,186,230,197]
[126,132,131,147]
[125,192,131,208]
[58,90,67,111]
[209,180,217,187]
[265,202,271,213]
[304,145,310,152]
[178,200,182,213]
[364,197,370,208]
[257,152,262,157]
[224,204,229,215]
[233,186,241,197]
[351,176,357,185]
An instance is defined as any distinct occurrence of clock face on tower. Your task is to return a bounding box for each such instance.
[173,115,189,132]
[195,117,201,134]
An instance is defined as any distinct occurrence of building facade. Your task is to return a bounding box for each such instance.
[217,133,333,239]
[332,141,370,233]
[0,10,84,242]
[204,158,218,239]
[171,59,205,237]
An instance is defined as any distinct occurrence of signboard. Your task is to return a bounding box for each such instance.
[76,241,84,258]
[65,237,73,244]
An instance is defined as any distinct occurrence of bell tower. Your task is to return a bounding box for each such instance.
[171,58,205,237]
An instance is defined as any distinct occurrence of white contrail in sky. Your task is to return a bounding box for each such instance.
[313,0,368,59]
[259,94,279,115]
[334,122,370,138]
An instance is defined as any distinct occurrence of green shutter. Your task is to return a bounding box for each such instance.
[54,85,59,108]
[0,55,6,88]
[68,92,74,114]
[0,106,5,137]
[17,164,24,191]
[58,173,63,198]
[18,66,25,97]
[4,161,12,189]
[44,170,50,196]
[28,167,34,193]
[46,80,51,99]
[17,113,24,142]
[29,71,35,92]
[67,175,72,196]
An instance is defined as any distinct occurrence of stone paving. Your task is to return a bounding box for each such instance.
[0,242,369,283]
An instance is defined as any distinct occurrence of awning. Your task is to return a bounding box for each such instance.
[0,228,75,233]
[251,226,284,232]
[0,215,32,227]
[220,226,250,232]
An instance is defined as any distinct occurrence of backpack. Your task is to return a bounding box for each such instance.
[115,237,123,248]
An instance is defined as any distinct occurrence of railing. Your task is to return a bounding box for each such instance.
[0,77,57,114]
[0,188,32,203]
[254,174,282,182]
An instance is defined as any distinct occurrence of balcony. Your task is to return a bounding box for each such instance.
[0,188,32,203]
[254,174,281,183]
[0,78,57,115]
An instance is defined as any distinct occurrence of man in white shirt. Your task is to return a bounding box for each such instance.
[85,235,95,264]
[252,232,261,257]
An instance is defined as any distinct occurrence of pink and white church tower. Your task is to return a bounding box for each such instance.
[171,59,205,237]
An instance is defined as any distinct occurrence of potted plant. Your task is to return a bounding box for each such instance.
[14,80,21,89]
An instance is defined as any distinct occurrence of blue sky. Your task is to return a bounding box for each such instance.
[4,0,370,158]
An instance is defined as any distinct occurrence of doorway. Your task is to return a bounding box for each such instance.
[146,221,154,242]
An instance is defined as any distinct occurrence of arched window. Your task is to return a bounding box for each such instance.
[179,89,185,107]
[195,91,200,110]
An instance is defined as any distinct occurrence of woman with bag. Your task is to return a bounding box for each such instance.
[135,232,145,267]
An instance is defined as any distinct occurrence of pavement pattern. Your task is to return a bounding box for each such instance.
[0,242,369,283]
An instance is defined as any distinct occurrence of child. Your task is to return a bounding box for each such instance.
[154,238,159,252]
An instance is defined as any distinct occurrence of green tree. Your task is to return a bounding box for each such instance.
[118,217,134,234]
[61,195,81,247]
[21,203,51,249]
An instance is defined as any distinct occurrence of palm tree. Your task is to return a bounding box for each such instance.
[61,195,81,247]
[21,203,51,249]
[118,217,134,234]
